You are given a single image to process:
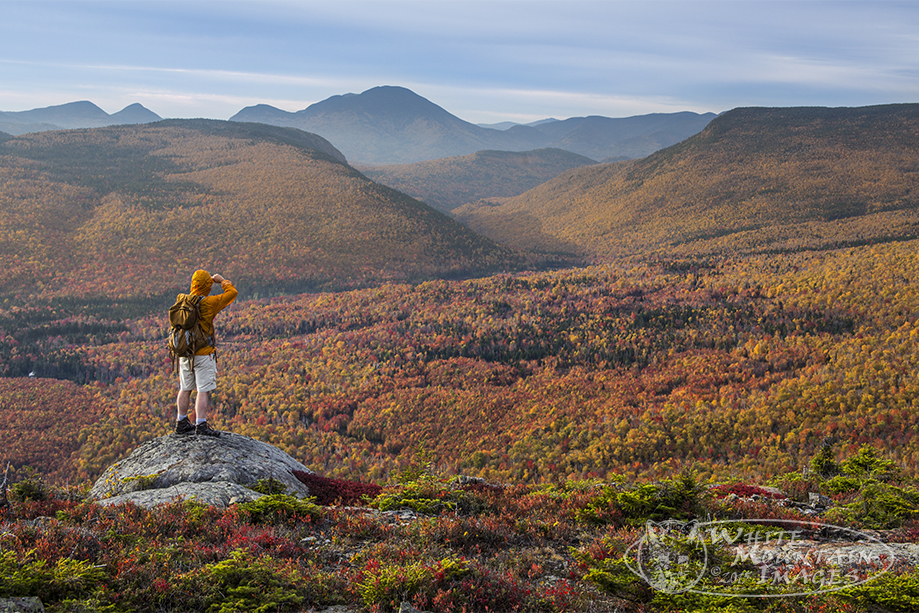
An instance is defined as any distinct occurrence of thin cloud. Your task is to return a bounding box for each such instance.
[0,59,345,89]
[1,1,916,121]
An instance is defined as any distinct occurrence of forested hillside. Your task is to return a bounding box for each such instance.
[0,120,520,305]
[3,238,915,488]
[456,104,919,257]
[0,379,105,482]
[358,148,597,212]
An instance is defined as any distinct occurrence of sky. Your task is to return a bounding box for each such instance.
[2,0,918,124]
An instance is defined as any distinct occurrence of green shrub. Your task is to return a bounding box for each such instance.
[370,477,480,515]
[236,493,321,524]
[373,492,454,515]
[0,549,106,601]
[810,440,841,479]
[49,557,108,601]
[249,477,287,495]
[614,469,708,524]
[358,560,433,610]
[357,557,469,611]
[576,554,653,604]
[553,482,629,526]
[394,445,437,484]
[826,482,919,529]
[571,535,653,604]
[573,488,620,525]
[10,475,47,502]
[180,499,215,525]
[823,474,862,494]
[179,550,306,613]
[49,597,122,612]
[841,445,899,482]
[0,550,49,596]
[768,471,822,503]
[650,574,778,612]
[840,568,919,612]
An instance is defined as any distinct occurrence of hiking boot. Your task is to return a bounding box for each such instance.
[195,421,221,437]
[174,416,196,435]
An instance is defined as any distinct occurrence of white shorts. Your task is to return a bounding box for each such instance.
[178,353,218,393]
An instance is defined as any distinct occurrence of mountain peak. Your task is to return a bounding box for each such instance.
[229,85,715,164]
[301,85,458,124]
[110,103,161,124]
[230,104,294,125]
[0,100,161,132]
[35,100,109,120]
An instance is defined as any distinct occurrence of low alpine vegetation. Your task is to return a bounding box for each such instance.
[2,444,918,612]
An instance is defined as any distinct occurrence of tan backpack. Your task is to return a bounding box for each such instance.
[167,294,215,373]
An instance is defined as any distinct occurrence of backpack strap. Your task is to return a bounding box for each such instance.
[189,295,199,376]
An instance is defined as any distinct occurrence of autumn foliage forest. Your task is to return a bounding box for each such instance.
[1,108,918,495]
[0,237,915,491]
[457,104,919,258]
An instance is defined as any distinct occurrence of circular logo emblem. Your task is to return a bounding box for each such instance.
[625,520,709,594]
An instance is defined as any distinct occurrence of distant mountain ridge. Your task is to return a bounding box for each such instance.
[478,118,560,130]
[358,148,599,213]
[0,100,161,135]
[514,112,716,161]
[455,103,919,258]
[3,89,714,165]
[231,86,715,164]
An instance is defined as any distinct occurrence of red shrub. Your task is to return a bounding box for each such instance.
[294,471,382,506]
[710,483,786,500]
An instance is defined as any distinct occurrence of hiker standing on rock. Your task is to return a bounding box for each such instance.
[173,270,237,437]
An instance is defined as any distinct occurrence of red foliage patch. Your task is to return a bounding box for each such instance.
[293,470,382,506]
[710,483,786,500]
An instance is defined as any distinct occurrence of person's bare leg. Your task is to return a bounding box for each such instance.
[194,390,221,436]
[177,390,192,419]
[195,390,209,422]
[174,389,197,433]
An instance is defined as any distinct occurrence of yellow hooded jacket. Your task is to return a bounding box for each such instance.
[182,270,238,356]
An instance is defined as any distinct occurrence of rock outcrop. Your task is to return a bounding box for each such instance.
[89,432,313,509]
[0,598,45,613]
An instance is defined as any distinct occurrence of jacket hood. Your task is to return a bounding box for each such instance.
[191,270,213,296]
